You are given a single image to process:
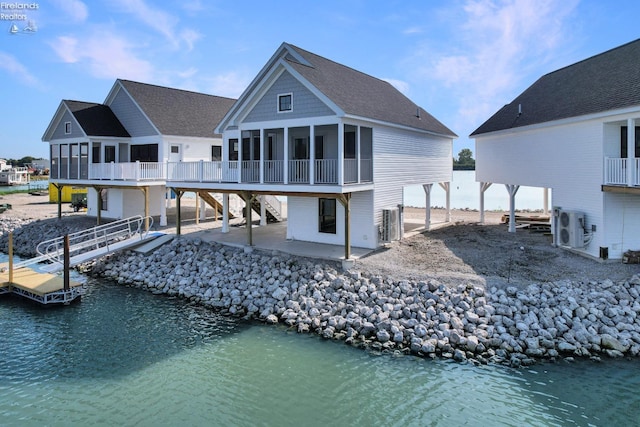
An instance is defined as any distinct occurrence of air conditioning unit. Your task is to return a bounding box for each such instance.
[557,210,585,248]
[381,208,399,242]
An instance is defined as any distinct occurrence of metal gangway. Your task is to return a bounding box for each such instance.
[13,216,157,273]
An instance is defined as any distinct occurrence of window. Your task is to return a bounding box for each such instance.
[319,198,337,234]
[294,137,308,159]
[171,145,179,154]
[130,144,158,162]
[621,126,640,158]
[211,146,222,161]
[64,122,72,134]
[278,93,292,112]
[229,138,239,161]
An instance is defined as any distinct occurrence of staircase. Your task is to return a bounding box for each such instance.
[197,191,235,219]
[250,195,283,223]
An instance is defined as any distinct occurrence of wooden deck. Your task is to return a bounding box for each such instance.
[0,263,84,304]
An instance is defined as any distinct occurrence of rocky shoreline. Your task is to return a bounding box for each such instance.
[3,215,640,367]
[86,236,640,367]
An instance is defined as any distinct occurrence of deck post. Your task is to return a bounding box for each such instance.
[241,192,254,246]
[195,192,200,225]
[439,182,451,222]
[63,234,70,292]
[338,193,352,260]
[505,184,520,233]
[222,193,230,233]
[8,231,13,284]
[143,186,149,231]
[54,184,62,219]
[480,182,492,224]
[175,189,183,235]
[95,186,103,226]
[422,183,433,230]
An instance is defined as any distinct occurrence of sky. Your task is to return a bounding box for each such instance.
[0,0,638,160]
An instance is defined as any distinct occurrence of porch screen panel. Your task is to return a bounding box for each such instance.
[80,143,89,179]
[69,144,79,179]
[59,144,69,179]
[50,144,59,179]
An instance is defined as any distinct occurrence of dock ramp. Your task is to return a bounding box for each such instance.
[14,215,160,273]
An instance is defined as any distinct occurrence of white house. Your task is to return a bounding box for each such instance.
[42,44,456,259]
[43,79,236,224]
[206,42,456,256]
[472,39,640,260]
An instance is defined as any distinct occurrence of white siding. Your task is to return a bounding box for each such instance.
[87,187,164,220]
[475,118,610,259]
[286,191,376,249]
[603,192,640,259]
[373,125,452,241]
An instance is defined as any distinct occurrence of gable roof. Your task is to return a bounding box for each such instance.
[471,38,640,136]
[217,43,456,137]
[65,100,130,137]
[116,80,237,138]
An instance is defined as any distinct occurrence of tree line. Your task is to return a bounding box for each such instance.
[453,148,475,170]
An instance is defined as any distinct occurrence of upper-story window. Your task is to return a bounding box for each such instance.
[64,122,72,134]
[278,93,292,113]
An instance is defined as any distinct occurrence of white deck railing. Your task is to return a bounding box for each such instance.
[604,157,640,186]
[78,159,372,185]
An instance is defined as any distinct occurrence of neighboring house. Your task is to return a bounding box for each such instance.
[472,39,640,260]
[208,42,456,255]
[42,79,236,224]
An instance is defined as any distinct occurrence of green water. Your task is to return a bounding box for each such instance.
[1,278,639,427]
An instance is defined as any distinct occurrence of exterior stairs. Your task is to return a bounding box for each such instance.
[250,195,283,223]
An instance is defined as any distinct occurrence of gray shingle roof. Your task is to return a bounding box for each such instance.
[471,39,640,136]
[118,80,237,138]
[64,100,130,137]
[285,44,456,137]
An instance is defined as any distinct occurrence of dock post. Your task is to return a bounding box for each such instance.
[63,234,70,292]
[8,231,13,284]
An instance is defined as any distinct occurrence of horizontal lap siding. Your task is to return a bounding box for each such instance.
[373,126,452,228]
[244,71,334,123]
[108,89,157,137]
[476,120,606,258]
[286,192,375,249]
[604,193,640,259]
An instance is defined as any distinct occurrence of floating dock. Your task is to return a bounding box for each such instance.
[0,264,85,305]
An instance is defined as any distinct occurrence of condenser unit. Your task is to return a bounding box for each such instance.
[381,208,399,242]
[557,210,585,248]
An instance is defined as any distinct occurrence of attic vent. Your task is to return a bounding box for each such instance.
[517,104,522,116]
[416,108,421,119]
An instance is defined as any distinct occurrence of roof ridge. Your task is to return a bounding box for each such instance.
[117,79,237,101]
[285,43,399,93]
[542,37,640,78]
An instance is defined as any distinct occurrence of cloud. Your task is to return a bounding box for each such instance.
[204,71,251,99]
[414,0,580,131]
[108,0,201,51]
[49,31,155,81]
[50,0,89,23]
[0,51,40,87]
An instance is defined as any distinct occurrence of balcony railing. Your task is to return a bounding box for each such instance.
[63,159,373,186]
[604,157,640,186]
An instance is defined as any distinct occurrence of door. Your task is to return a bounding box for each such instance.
[169,144,181,163]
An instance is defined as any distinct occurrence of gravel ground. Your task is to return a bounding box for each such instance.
[358,208,640,289]
[2,192,639,290]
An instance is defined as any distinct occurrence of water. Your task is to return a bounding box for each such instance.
[0,181,49,193]
[404,170,548,211]
[1,272,639,427]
